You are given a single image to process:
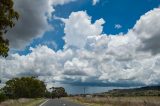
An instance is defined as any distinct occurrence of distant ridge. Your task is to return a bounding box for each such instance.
[136,85,160,90]
[94,85,160,97]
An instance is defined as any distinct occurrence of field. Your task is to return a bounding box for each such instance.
[69,96,160,106]
[0,98,45,106]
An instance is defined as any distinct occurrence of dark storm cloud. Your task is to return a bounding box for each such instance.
[140,33,160,55]
[5,0,53,49]
[134,8,160,55]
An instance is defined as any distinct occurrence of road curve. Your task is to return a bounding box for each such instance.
[40,99,85,106]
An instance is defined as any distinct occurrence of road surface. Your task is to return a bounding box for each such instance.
[40,99,85,106]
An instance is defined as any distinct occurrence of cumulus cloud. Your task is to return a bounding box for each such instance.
[63,11,105,48]
[5,0,74,49]
[1,8,160,88]
[115,24,122,29]
[133,8,160,55]
[92,0,100,5]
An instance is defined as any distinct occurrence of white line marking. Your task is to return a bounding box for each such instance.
[39,99,49,106]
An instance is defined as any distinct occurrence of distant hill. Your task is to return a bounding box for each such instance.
[93,86,160,97]
[136,86,160,90]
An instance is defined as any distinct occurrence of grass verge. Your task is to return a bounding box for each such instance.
[0,98,46,106]
[67,96,160,106]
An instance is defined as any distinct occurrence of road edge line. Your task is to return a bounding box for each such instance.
[39,99,49,106]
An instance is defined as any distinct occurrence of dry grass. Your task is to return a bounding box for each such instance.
[0,98,45,106]
[69,96,160,106]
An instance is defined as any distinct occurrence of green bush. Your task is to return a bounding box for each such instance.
[3,77,46,99]
[50,87,68,98]
[0,92,7,102]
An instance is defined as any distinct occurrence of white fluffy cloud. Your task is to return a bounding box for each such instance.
[115,24,122,29]
[92,0,100,5]
[63,11,105,48]
[133,8,160,55]
[5,0,75,49]
[1,8,160,87]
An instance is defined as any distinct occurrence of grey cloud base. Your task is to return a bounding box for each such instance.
[134,9,160,55]
[5,0,74,49]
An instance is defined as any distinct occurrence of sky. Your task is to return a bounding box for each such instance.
[0,0,160,94]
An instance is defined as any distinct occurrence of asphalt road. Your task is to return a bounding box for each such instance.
[40,99,85,106]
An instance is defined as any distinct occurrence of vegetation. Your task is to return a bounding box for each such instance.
[0,0,19,57]
[70,96,160,106]
[2,77,46,99]
[0,92,7,103]
[68,86,160,106]
[0,77,68,103]
[95,86,160,97]
[50,87,68,98]
[0,98,45,106]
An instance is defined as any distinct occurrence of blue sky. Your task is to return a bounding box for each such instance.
[1,0,160,94]
[17,0,160,55]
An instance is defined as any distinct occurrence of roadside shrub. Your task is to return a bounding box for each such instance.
[3,77,46,99]
[0,92,7,102]
[50,87,68,98]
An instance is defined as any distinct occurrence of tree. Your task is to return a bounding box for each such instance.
[0,0,19,57]
[0,89,7,103]
[3,77,46,99]
[50,87,67,98]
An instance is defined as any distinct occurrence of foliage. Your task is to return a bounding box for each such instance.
[2,77,46,99]
[72,96,160,106]
[44,91,52,98]
[0,36,9,57]
[0,98,45,106]
[0,91,7,102]
[50,87,68,98]
[0,0,19,57]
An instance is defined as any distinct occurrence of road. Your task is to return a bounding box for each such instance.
[40,99,85,106]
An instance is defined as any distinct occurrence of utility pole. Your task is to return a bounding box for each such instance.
[83,87,86,97]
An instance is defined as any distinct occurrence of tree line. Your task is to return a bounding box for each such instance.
[0,77,68,102]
